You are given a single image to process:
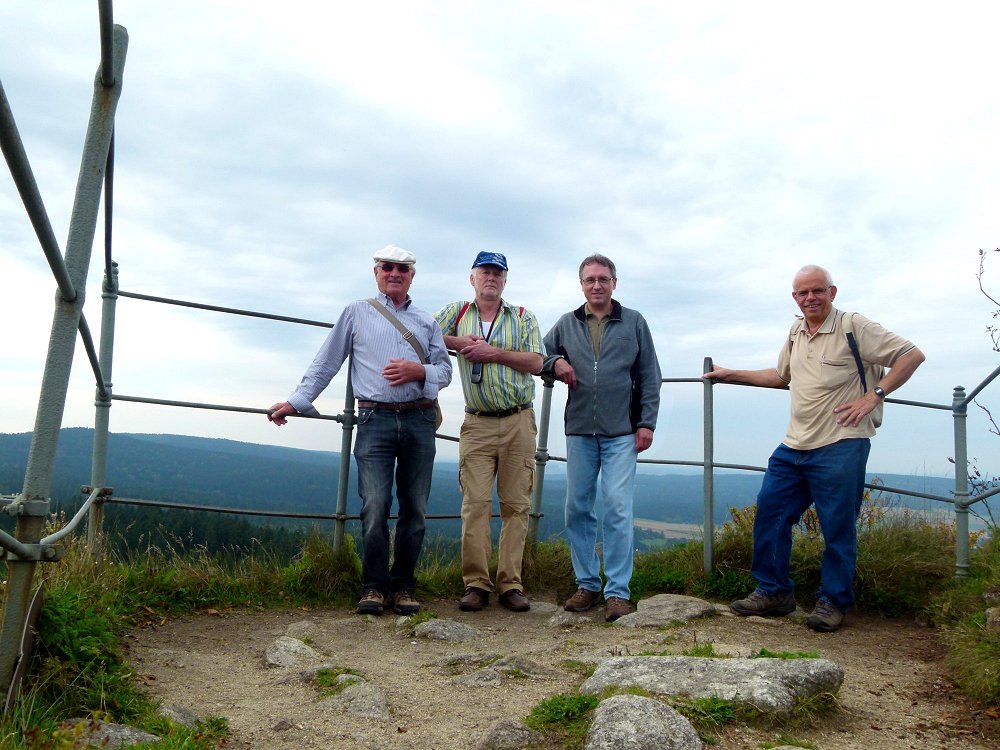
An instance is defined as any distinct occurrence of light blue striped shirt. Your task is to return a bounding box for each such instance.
[288,292,452,414]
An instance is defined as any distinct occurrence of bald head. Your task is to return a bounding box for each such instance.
[794,265,833,288]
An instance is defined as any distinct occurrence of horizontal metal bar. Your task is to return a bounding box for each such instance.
[117,290,333,328]
[40,487,102,545]
[111,394,344,421]
[106,496,487,522]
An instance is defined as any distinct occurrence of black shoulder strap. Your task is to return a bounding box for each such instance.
[842,312,868,392]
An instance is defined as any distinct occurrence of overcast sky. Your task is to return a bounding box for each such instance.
[2,1,999,485]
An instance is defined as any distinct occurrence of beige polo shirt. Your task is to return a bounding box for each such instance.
[775,308,916,450]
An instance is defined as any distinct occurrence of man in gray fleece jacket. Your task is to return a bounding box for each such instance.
[542,253,661,621]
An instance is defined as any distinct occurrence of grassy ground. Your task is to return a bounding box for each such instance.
[0,496,996,748]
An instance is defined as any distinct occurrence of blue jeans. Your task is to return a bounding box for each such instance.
[565,434,638,600]
[751,438,871,610]
[354,406,437,595]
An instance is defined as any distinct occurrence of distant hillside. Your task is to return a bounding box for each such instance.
[0,429,976,541]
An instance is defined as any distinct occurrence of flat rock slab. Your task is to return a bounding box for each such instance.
[614,593,718,627]
[580,655,844,716]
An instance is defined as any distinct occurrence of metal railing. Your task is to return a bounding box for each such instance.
[2,1,998,709]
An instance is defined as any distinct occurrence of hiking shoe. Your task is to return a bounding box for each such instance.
[459,587,490,611]
[604,597,633,622]
[806,599,844,632]
[564,587,601,612]
[356,589,385,615]
[730,589,797,617]
[392,590,420,616]
[498,589,531,612]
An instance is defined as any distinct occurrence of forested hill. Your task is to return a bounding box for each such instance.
[0,428,962,540]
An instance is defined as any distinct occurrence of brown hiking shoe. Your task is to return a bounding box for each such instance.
[498,589,531,612]
[356,588,384,615]
[806,599,844,632]
[604,597,633,622]
[392,590,420,616]
[730,589,797,617]
[459,587,490,611]
[563,587,601,612]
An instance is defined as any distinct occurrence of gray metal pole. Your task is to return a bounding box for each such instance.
[0,26,128,697]
[333,371,355,553]
[88,263,119,552]
[702,358,716,575]
[952,386,971,577]
[529,379,555,543]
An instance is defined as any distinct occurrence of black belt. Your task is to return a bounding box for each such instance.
[465,404,532,418]
[357,398,436,412]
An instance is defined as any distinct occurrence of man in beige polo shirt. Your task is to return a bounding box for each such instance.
[705,265,924,631]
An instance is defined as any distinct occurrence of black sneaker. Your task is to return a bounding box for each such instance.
[357,588,385,615]
[730,589,797,617]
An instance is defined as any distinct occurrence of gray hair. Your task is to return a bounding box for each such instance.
[578,253,617,280]
[794,264,833,287]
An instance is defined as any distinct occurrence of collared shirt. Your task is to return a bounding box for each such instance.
[287,291,452,414]
[435,299,542,413]
[776,307,916,450]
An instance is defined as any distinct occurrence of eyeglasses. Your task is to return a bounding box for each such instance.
[581,276,614,287]
[378,262,413,273]
[792,286,830,300]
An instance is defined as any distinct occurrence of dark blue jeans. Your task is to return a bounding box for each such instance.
[751,438,871,610]
[354,406,437,595]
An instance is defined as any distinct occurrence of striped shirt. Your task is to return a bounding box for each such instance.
[435,299,542,413]
[287,292,452,415]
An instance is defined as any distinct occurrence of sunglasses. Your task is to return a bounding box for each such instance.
[378,262,413,273]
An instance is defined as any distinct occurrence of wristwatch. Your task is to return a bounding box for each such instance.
[873,386,886,399]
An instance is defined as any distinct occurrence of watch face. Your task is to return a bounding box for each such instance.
[874,387,886,398]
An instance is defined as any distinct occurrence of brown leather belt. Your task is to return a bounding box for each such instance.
[357,398,436,411]
[465,403,532,418]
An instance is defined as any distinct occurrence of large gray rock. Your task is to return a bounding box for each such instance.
[581,655,843,716]
[613,594,717,628]
[584,695,702,750]
[414,618,481,642]
[64,719,159,748]
[547,610,593,627]
[476,718,544,749]
[264,635,321,667]
[318,674,390,719]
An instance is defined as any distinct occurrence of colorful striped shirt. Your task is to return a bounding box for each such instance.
[435,299,542,413]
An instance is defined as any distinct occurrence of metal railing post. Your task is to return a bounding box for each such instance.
[88,263,119,553]
[952,386,971,577]
[333,370,356,553]
[0,25,128,698]
[529,379,555,543]
[702,358,715,575]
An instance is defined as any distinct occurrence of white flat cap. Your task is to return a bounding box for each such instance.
[373,244,416,264]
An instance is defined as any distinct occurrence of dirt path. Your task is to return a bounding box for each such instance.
[124,596,997,749]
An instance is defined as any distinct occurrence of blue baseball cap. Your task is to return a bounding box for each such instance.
[471,251,508,271]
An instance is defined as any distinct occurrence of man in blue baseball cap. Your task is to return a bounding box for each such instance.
[435,252,544,613]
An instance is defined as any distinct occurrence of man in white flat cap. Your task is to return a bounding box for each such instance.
[268,245,452,617]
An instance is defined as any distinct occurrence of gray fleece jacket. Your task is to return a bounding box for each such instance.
[542,300,661,437]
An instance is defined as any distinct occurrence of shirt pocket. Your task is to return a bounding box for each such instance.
[819,358,855,389]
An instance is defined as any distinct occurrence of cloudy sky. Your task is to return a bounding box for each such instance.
[2,1,999,485]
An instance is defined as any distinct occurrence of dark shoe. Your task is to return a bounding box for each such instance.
[730,589,797,617]
[564,587,601,612]
[604,597,633,622]
[498,589,531,612]
[459,587,490,611]
[357,588,384,615]
[392,590,420,616]
[806,599,844,632]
